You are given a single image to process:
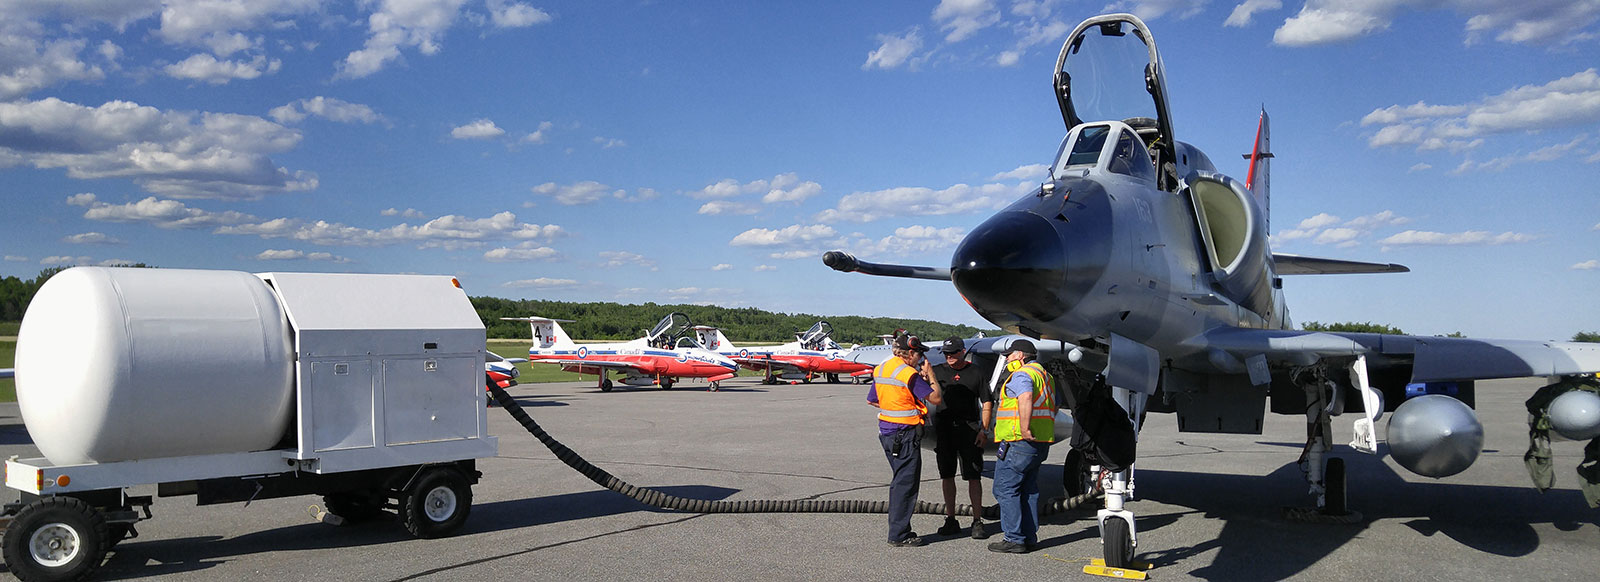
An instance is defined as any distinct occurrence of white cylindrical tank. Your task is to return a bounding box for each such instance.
[15,267,294,465]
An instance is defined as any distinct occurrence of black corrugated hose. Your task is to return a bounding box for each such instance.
[487,384,1100,517]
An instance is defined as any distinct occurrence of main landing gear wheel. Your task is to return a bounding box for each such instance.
[826,373,840,383]
[1062,448,1091,498]
[708,381,720,392]
[1102,515,1133,569]
[660,378,674,390]
[3,496,110,582]
[399,467,473,539]
[600,379,614,392]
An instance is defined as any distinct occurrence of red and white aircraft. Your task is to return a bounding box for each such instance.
[506,312,739,392]
[695,321,872,385]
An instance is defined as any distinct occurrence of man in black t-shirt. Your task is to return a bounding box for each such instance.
[930,336,995,539]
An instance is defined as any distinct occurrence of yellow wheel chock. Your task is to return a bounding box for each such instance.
[1083,558,1153,580]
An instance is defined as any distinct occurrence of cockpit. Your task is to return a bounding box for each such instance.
[1051,121,1157,183]
[673,336,703,350]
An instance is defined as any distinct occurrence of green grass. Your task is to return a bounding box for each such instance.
[0,339,590,403]
[0,321,19,336]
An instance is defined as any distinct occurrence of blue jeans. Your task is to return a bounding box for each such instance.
[992,440,1050,545]
[880,426,923,542]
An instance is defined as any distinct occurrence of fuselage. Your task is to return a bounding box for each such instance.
[728,342,871,375]
[529,338,739,378]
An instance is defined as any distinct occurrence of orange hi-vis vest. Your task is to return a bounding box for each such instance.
[995,361,1057,443]
[874,356,926,426]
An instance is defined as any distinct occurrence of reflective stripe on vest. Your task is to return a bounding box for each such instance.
[874,357,926,425]
[994,361,1056,443]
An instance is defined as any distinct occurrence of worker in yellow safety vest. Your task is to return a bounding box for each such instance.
[987,339,1055,554]
[867,333,943,547]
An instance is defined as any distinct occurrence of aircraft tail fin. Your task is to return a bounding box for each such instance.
[1243,108,1272,230]
[690,325,734,352]
[501,316,577,350]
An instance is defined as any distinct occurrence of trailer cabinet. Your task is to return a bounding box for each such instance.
[4,269,498,582]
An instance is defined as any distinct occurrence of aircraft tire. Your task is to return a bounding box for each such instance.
[660,378,674,390]
[1103,515,1133,569]
[600,379,614,392]
[826,373,840,383]
[399,467,472,539]
[1062,448,1089,498]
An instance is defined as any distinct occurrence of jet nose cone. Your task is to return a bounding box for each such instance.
[950,211,1069,326]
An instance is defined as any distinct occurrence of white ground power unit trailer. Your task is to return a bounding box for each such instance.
[2,267,498,582]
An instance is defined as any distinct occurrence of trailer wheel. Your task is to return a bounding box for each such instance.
[3,497,110,582]
[323,492,386,523]
[399,468,472,539]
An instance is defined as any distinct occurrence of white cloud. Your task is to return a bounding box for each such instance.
[270,97,385,125]
[768,250,815,260]
[847,225,968,256]
[729,224,837,247]
[754,264,777,272]
[1378,229,1537,248]
[813,182,1023,223]
[4,256,28,262]
[63,232,122,245]
[503,277,580,289]
[256,249,352,262]
[521,121,553,144]
[1408,162,1432,172]
[163,53,280,84]
[485,0,552,29]
[1103,1,1211,21]
[70,193,259,229]
[1271,1,1600,46]
[532,181,647,205]
[599,250,656,270]
[592,136,625,149]
[1363,70,1600,155]
[381,207,427,218]
[337,0,471,80]
[451,118,504,139]
[933,0,1000,43]
[40,255,91,265]
[1226,0,1282,27]
[863,29,923,70]
[1448,135,1589,173]
[0,36,106,100]
[154,1,320,51]
[1275,211,1410,246]
[1572,259,1599,270]
[991,164,1049,182]
[213,209,564,249]
[762,173,823,204]
[483,245,560,262]
[711,263,734,271]
[0,97,314,199]
[698,200,761,215]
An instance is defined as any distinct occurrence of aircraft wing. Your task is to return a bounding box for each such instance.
[732,357,804,374]
[1202,327,1600,382]
[1273,253,1409,275]
[531,359,651,376]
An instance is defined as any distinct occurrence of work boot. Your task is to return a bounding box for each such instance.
[887,534,925,547]
[937,516,960,536]
[970,519,988,539]
[987,540,1028,553]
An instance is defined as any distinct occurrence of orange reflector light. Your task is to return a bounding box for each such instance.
[56,475,69,487]
[451,278,462,289]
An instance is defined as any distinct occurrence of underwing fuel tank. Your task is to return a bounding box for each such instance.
[1386,394,1484,478]
[1548,390,1600,440]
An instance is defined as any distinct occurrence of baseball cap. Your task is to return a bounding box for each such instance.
[893,334,928,352]
[940,336,965,354]
[1004,339,1037,356]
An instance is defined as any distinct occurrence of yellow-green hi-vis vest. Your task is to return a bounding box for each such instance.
[994,361,1056,443]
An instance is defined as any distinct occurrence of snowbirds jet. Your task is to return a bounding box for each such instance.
[504,312,738,392]
[823,12,1600,571]
[694,321,872,384]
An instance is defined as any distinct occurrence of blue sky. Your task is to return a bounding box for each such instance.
[1,1,1596,341]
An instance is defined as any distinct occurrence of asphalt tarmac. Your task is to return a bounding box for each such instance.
[1,375,1596,581]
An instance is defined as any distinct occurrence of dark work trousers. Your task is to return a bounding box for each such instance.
[880,425,923,543]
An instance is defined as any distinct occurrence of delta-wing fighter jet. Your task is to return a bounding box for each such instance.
[824,12,1600,571]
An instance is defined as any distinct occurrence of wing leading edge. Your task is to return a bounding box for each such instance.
[1273,253,1409,275]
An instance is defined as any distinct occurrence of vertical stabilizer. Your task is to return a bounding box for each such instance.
[1243,108,1272,231]
[692,326,734,352]
[502,317,577,351]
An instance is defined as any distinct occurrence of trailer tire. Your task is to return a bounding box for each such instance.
[399,468,472,539]
[323,492,386,524]
[3,497,110,582]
